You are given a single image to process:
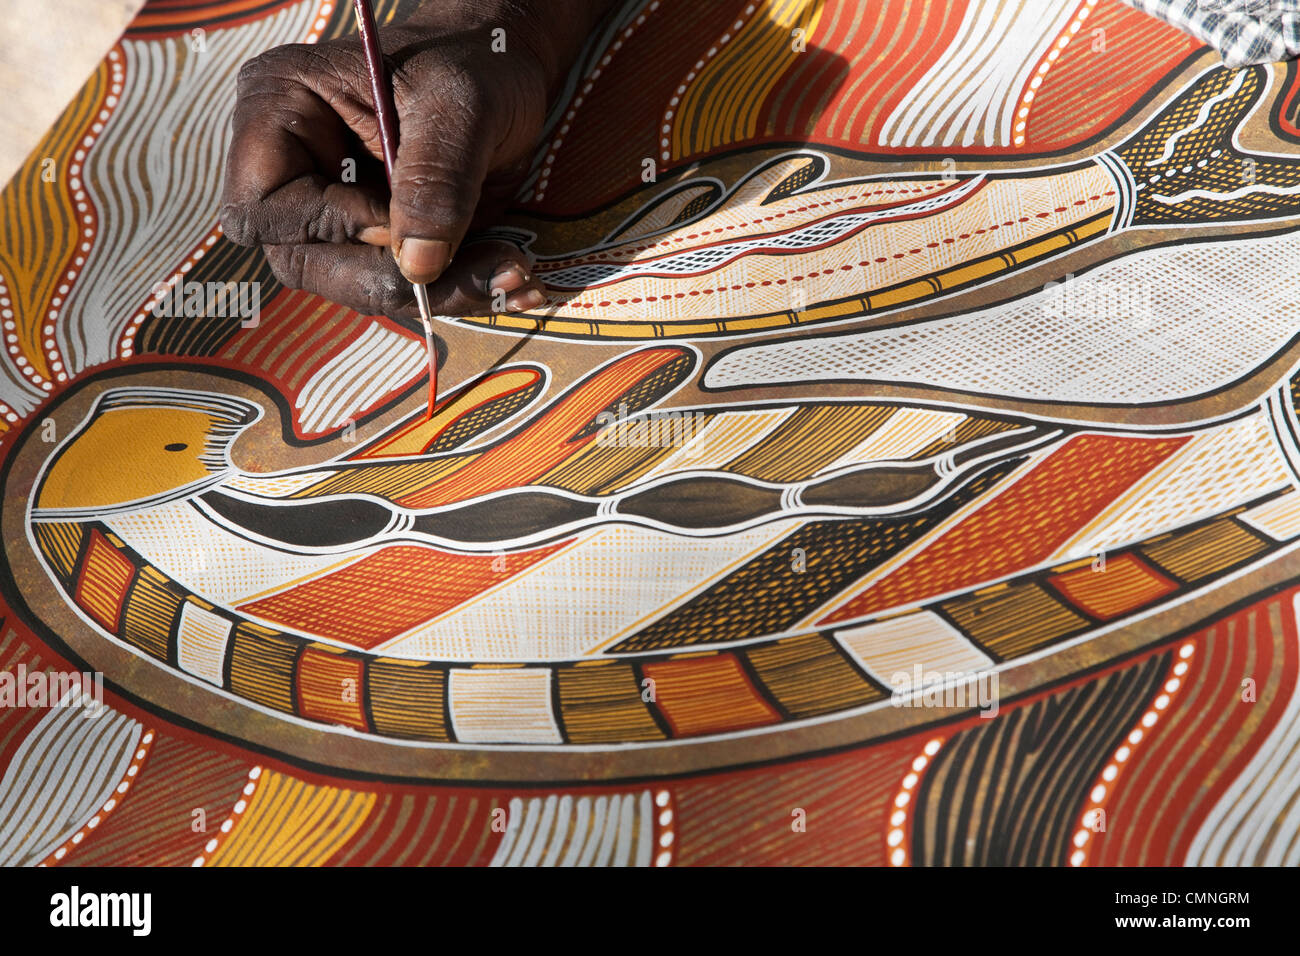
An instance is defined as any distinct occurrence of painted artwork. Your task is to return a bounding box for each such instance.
[1,0,1299,866]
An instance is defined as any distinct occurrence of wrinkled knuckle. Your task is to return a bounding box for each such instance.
[314,185,369,243]
[296,44,358,91]
[303,203,343,245]
[264,245,308,291]
[364,270,407,316]
[395,171,474,227]
[235,55,267,89]
[237,47,289,89]
[219,202,259,246]
[238,43,329,95]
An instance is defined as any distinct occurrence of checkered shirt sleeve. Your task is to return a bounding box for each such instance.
[1121,0,1300,67]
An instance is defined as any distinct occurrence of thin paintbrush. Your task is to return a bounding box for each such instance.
[352,0,438,417]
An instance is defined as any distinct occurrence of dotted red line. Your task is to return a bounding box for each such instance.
[560,185,947,264]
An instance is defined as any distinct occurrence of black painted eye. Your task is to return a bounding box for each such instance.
[164,442,188,452]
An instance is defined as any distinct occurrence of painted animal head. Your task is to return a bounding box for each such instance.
[32,387,261,519]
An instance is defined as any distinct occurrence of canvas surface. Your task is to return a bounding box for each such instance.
[1,0,1299,865]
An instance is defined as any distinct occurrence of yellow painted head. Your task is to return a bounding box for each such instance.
[33,388,260,518]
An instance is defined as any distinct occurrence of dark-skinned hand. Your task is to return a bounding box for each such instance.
[219,0,613,318]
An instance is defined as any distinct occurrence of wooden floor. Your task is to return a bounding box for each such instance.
[0,0,146,187]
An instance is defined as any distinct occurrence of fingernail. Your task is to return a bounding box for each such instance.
[397,238,452,283]
[488,264,527,295]
[358,225,391,246]
[506,288,546,312]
